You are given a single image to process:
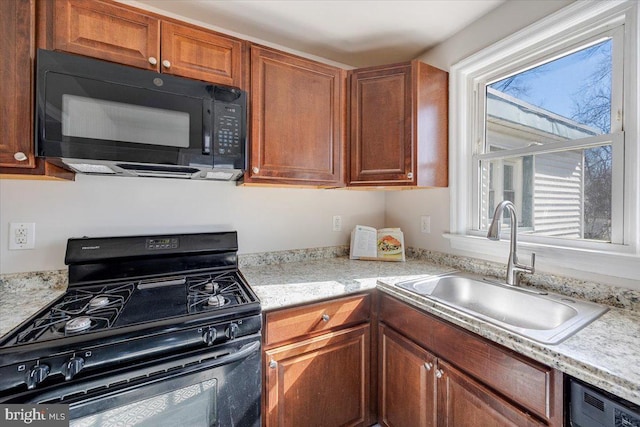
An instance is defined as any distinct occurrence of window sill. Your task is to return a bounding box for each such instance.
[443,233,640,285]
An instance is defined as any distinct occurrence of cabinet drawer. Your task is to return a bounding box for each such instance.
[264,293,370,347]
[379,293,563,423]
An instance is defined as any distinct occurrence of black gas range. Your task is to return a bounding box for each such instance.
[0,231,261,427]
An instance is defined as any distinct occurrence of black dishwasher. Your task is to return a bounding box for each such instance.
[570,378,640,427]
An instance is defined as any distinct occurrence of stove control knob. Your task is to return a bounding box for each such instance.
[26,364,50,390]
[226,323,239,340]
[203,327,217,346]
[64,356,85,380]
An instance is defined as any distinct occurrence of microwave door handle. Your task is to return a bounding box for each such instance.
[203,135,211,155]
[203,98,213,155]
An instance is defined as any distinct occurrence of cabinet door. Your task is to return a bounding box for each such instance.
[161,21,244,87]
[379,325,437,427]
[264,324,370,427]
[248,45,345,186]
[54,0,160,70]
[0,0,35,168]
[349,63,413,185]
[437,360,545,427]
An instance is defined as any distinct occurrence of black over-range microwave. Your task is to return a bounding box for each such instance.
[35,49,247,181]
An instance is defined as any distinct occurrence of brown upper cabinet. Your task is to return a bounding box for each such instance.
[0,0,71,179]
[349,60,448,187]
[245,45,346,187]
[53,0,245,87]
[0,0,36,169]
[3,0,449,184]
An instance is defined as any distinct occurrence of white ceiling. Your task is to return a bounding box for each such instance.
[130,0,505,67]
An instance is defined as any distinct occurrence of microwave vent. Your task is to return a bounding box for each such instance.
[66,162,117,174]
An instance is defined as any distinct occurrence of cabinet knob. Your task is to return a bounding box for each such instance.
[148,56,158,65]
[321,314,330,322]
[435,369,444,379]
[13,152,28,162]
[252,167,259,174]
[424,362,433,371]
[407,172,414,180]
[269,360,277,369]
[162,59,171,69]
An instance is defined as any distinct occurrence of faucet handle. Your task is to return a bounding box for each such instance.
[515,252,535,275]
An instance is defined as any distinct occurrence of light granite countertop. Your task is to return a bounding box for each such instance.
[1,254,639,407]
[241,256,455,311]
[242,257,640,407]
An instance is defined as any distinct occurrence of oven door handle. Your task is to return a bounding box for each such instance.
[206,340,260,367]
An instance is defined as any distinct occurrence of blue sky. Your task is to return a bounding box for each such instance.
[490,39,611,123]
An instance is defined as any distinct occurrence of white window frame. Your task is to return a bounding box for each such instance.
[448,1,640,282]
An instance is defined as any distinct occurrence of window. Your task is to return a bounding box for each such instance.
[449,1,639,281]
[478,36,622,243]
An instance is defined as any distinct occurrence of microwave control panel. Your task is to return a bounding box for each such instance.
[213,102,243,158]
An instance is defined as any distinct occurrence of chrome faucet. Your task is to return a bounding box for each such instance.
[487,200,535,286]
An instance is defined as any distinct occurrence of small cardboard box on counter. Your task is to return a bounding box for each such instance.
[349,225,406,262]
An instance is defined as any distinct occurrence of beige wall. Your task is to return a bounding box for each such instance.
[386,0,573,255]
[0,0,576,275]
[0,176,385,274]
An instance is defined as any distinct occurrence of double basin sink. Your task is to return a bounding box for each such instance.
[394,272,608,344]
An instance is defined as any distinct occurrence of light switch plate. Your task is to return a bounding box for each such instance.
[332,215,342,232]
[420,216,431,233]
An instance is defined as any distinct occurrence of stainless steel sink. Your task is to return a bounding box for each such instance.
[395,272,608,344]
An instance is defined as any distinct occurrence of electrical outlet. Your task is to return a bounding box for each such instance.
[420,216,431,233]
[332,215,342,232]
[9,223,36,250]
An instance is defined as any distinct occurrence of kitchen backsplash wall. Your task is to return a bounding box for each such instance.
[0,174,385,274]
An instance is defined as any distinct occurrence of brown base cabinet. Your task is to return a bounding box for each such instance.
[262,294,373,427]
[380,324,547,427]
[438,360,546,427]
[378,293,564,427]
[265,324,370,427]
[263,292,564,427]
[379,325,437,427]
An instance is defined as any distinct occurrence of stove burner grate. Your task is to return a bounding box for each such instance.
[14,282,134,344]
[187,271,250,313]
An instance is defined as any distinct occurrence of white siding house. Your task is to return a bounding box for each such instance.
[485,88,600,239]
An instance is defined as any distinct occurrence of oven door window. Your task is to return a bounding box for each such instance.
[40,72,205,164]
[69,367,218,427]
